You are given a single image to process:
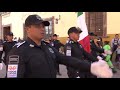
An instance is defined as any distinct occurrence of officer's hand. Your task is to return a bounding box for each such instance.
[97,56,103,60]
[0,63,3,70]
[102,53,107,57]
[91,60,113,78]
[104,50,112,55]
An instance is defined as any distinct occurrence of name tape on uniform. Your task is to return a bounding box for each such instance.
[66,50,71,56]
[7,64,18,78]
[9,55,19,64]
[66,46,71,56]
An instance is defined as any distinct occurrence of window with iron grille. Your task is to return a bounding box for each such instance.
[85,12,107,37]
[44,17,54,39]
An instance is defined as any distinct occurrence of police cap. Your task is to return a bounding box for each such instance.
[68,27,82,35]
[6,32,13,36]
[25,14,50,27]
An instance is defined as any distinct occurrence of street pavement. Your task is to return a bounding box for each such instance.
[57,65,120,78]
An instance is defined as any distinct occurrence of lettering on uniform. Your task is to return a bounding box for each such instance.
[9,55,19,64]
[66,46,71,56]
[48,48,54,54]
[7,64,18,78]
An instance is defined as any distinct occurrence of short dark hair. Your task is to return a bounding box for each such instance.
[104,41,109,45]
[53,34,58,37]
[68,27,82,35]
[6,32,13,36]
[115,34,119,36]
[89,32,97,36]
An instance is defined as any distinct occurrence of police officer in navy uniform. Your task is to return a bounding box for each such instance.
[5,14,113,78]
[89,32,105,58]
[50,34,64,75]
[0,32,17,65]
[64,27,98,78]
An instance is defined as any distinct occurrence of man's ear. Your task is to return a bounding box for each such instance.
[25,27,30,33]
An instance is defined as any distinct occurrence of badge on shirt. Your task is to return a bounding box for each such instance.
[66,46,71,56]
[7,64,18,78]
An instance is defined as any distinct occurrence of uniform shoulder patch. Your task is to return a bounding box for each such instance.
[13,41,26,48]
[9,55,19,64]
[66,45,71,56]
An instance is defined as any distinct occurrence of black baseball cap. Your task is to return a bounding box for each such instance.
[89,32,97,36]
[25,14,50,27]
[6,32,13,36]
[68,27,82,35]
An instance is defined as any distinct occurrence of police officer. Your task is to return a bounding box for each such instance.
[50,34,64,75]
[89,32,105,58]
[6,14,113,78]
[0,32,17,65]
[64,27,99,78]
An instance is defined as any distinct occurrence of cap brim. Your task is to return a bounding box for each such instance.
[79,30,82,33]
[42,21,50,26]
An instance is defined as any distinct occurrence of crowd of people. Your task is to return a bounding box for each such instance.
[0,14,115,78]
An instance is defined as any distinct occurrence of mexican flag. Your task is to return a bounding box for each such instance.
[77,12,91,53]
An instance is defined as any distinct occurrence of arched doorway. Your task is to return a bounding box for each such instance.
[85,12,107,37]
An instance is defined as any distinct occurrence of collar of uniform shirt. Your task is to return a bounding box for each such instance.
[26,37,42,48]
[69,39,78,44]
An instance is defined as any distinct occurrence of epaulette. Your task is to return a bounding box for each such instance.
[13,41,26,48]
